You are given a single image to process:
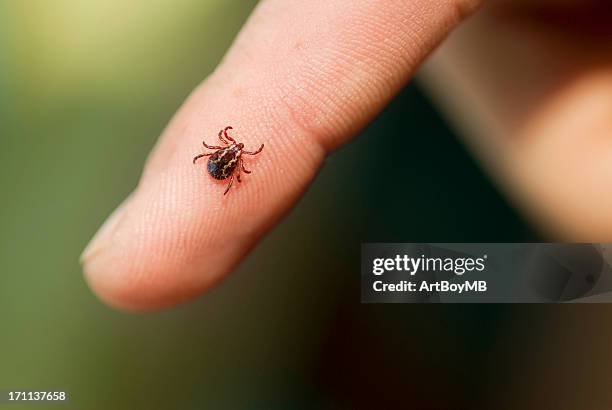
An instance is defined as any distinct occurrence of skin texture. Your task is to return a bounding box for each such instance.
[81,0,482,311]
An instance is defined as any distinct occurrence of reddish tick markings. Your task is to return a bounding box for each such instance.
[193,126,264,195]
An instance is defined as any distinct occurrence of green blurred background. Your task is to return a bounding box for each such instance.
[3,1,612,409]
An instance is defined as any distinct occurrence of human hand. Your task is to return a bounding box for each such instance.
[421,0,612,239]
[80,0,488,311]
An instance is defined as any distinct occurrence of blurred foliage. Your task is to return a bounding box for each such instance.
[0,1,539,409]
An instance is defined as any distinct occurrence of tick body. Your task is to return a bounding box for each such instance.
[193,126,264,195]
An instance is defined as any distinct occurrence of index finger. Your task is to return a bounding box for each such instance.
[81,0,481,311]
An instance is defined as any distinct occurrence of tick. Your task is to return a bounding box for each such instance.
[193,126,264,195]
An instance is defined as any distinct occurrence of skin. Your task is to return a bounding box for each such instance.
[81,0,609,311]
[420,0,612,240]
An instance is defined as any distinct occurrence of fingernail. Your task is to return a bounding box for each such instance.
[80,194,132,265]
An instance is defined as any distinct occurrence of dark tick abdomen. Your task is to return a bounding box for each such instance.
[207,147,238,180]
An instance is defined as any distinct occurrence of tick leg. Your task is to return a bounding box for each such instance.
[193,153,212,164]
[243,144,264,155]
[240,158,251,174]
[203,141,223,150]
[236,167,241,183]
[223,174,234,195]
[218,129,229,145]
[222,126,236,143]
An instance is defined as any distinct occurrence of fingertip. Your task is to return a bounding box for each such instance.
[82,250,180,312]
[83,264,160,312]
[82,246,222,312]
[81,162,248,311]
